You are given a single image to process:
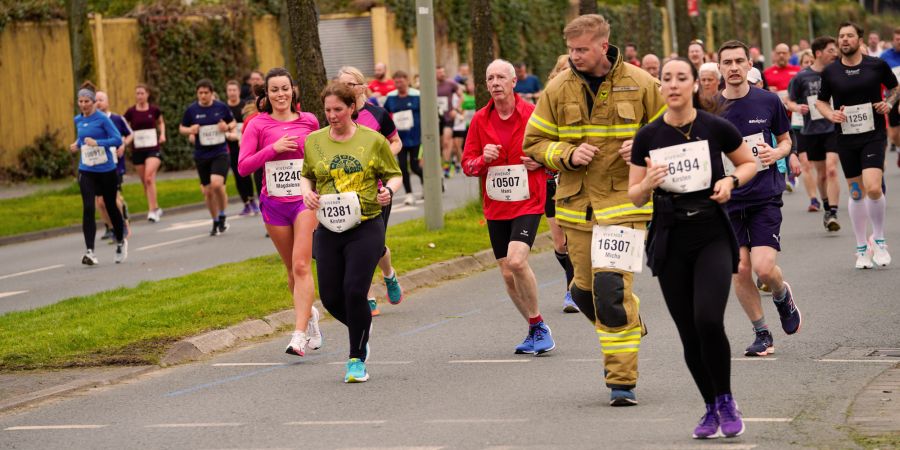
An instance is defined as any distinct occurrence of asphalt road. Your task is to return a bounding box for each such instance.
[0,175,481,315]
[0,168,898,449]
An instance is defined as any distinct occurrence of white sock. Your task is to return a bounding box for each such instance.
[865,196,886,241]
[848,198,869,247]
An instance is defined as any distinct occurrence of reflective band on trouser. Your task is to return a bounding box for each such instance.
[597,326,642,354]
[594,202,653,221]
[555,206,589,224]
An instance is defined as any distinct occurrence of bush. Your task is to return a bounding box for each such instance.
[7,130,75,181]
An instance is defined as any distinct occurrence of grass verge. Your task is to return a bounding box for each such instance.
[0,179,238,238]
[0,202,546,371]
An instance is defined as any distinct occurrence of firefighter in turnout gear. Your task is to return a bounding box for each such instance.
[523,14,666,406]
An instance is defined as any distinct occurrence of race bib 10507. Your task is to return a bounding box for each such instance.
[485,164,530,201]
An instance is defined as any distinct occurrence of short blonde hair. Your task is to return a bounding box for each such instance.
[563,14,610,41]
[548,54,570,81]
[337,66,366,85]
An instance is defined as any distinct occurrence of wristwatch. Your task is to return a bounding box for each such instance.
[729,175,740,189]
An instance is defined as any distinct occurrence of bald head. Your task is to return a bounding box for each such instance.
[374,62,387,80]
[95,91,109,112]
[774,43,791,67]
[641,54,660,78]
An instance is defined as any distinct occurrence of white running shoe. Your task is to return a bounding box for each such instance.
[403,193,414,206]
[869,236,891,267]
[114,239,128,264]
[307,306,323,350]
[147,210,158,223]
[82,249,98,265]
[285,331,307,357]
[855,246,874,269]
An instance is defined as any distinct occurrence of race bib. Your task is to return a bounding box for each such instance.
[393,110,414,131]
[316,192,362,233]
[841,103,875,135]
[486,164,530,201]
[590,225,645,273]
[265,159,304,197]
[133,129,158,149]
[743,133,770,173]
[198,124,226,146]
[437,97,449,115]
[80,145,109,166]
[648,140,712,194]
[452,112,468,131]
[807,95,824,121]
[791,111,804,128]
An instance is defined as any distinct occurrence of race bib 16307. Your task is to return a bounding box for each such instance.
[590,225,645,273]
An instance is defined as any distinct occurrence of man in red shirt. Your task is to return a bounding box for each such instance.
[764,43,801,93]
[367,62,395,101]
[462,59,554,356]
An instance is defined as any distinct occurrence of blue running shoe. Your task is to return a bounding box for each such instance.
[773,281,801,335]
[384,272,403,305]
[692,404,720,439]
[744,329,774,357]
[344,358,369,383]
[532,322,556,355]
[562,292,580,313]
[610,388,638,406]
[514,328,535,354]
[368,298,380,317]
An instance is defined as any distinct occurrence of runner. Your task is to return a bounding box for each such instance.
[451,79,476,172]
[688,40,707,71]
[879,28,900,165]
[179,79,237,236]
[437,66,462,178]
[300,82,403,383]
[513,62,542,104]
[524,14,666,406]
[698,62,721,110]
[124,83,165,223]
[716,40,802,357]
[384,70,425,206]
[817,22,895,268]
[367,62,395,105]
[788,49,824,212]
[764,43,804,196]
[630,57,756,439]
[787,36,842,231]
[337,66,404,316]
[641,53,661,79]
[94,91,131,241]
[238,67,322,357]
[225,79,260,216]
[463,59,554,356]
[70,84,126,265]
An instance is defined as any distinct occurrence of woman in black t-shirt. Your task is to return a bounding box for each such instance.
[628,58,757,440]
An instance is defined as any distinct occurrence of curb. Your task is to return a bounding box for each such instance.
[0,366,155,413]
[847,363,900,437]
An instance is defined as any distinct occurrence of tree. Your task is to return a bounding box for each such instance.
[637,0,655,58]
[470,0,494,108]
[286,0,327,125]
[674,0,698,57]
[579,0,598,15]
[66,0,93,97]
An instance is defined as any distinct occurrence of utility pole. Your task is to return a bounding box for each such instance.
[760,0,773,69]
[416,0,444,230]
[666,0,678,55]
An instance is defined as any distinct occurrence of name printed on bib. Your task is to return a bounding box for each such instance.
[591,225,645,273]
[199,124,226,146]
[393,110,414,131]
[133,129,158,149]
[486,164,530,201]
[841,103,875,135]
[81,145,109,166]
[437,97,449,115]
[316,192,362,233]
[265,159,304,197]
[648,140,712,194]
[791,110,804,128]
[807,95,824,121]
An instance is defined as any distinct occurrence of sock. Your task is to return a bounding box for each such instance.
[848,198,869,247]
[554,251,575,285]
[773,285,788,302]
[752,317,768,333]
[823,199,830,211]
[528,315,543,326]
[831,206,839,215]
[865,196,886,241]
[384,269,395,279]
[218,212,226,220]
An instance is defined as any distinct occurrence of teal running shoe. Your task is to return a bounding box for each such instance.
[344,358,369,383]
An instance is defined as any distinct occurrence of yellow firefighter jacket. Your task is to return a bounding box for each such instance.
[524,46,666,231]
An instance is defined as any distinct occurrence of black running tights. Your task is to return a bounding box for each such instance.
[656,219,733,404]
[79,170,124,250]
[397,147,423,194]
[314,218,385,360]
[228,142,257,203]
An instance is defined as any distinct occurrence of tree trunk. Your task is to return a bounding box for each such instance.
[277,0,297,77]
[470,0,494,109]
[674,0,695,57]
[66,0,92,96]
[637,0,654,57]
[579,0,598,15]
[286,0,327,125]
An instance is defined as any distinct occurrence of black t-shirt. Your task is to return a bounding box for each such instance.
[228,101,245,124]
[819,55,897,142]
[631,110,743,200]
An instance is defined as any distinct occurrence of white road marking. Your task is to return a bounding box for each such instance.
[423,419,528,424]
[448,359,529,364]
[327,361,412,365]
[137,234,205,251]
[566,358,602,362]
[285,420,386,426]
[643,445,757,450]
[818,359,898,363]
[146,423,243,428]
[388,205,417,213]
[212,363,287,367]
[0,290,28,299]
[160,216,246,233]
[743,418,793,422]
[732,358,778,361]
[6,425,107,430]
[0,264,64,281]
[337,447,444,450]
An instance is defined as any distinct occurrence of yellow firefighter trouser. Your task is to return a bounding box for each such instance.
[564,222,646,389]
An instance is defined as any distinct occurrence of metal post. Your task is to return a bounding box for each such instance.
[760,0,773,69]
[666,0,678,55]
[416,0,444,230]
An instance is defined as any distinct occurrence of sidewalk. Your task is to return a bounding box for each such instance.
[0,169,198,200]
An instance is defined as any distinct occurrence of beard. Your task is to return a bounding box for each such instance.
[840,42,860,56]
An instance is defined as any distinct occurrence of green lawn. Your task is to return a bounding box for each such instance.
[0,179,237,238]
[0,202,546,371]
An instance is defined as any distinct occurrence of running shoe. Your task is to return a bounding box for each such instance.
[210,220,220,236]
[773,282,801,335]
[692,404,720,439]
[609,388,638,406]
[807,198,820,212]
[217,215,229,234]
[785,173,795,192]
[403,193,414,206]
[368,298,380,316]
[114,239,128,264]
[514,328,535,354]
[306,306,323,350]
[744,329,774,356]
[855,245,874,269]
[715,394,745,438]
[384,272,403,305]
[250,200,260,216]
[147,210,159,223]
[869,236,892,267]
[155,208,164,220]
[285,331,307,357]
[100,226,114,240]
[531,322,556,355]
[824,210,841,232]
[82,249,98,266]
[344,358,369,383]
[562,292,580,313]
[239,203,253,216]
